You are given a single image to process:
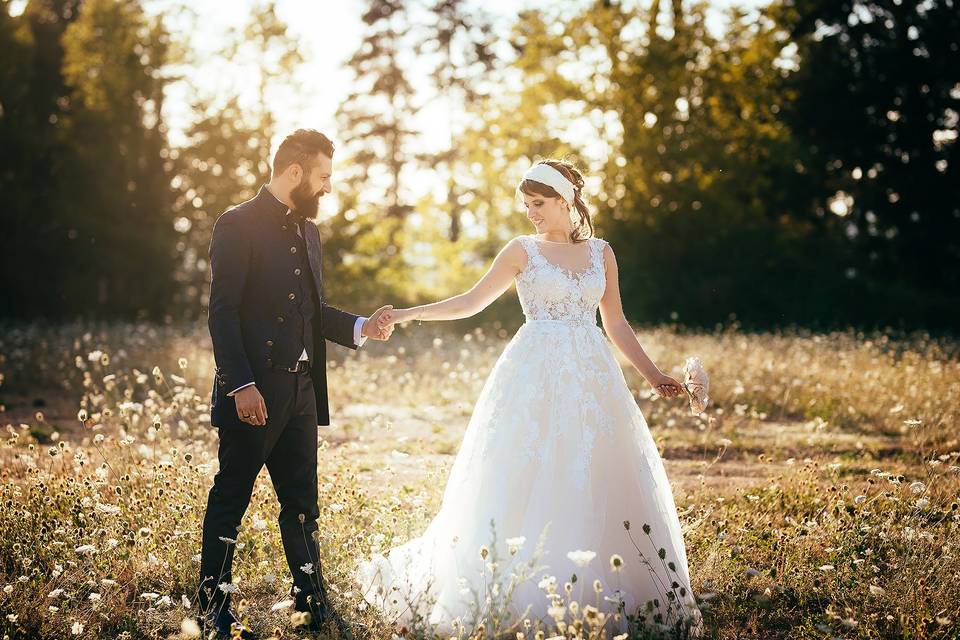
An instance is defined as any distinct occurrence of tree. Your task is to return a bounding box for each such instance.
[56,0,177,317]
[417,0,496,241]
[777,0,960,324]
[0,0,82,317]
[323,0,420,305]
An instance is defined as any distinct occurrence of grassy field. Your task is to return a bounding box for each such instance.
[0,321,958,639]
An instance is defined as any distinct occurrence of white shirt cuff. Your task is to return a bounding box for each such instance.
[354,316,368,347]
[227,382,255,396]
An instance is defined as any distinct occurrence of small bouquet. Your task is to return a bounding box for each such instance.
[681,356,710,415]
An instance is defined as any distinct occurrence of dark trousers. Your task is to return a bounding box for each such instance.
[198,366,329,617]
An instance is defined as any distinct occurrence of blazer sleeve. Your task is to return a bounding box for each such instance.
[320,302,362,350]
[207,212,255,391]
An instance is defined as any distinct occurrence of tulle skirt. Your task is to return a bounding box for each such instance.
[355,320,703,636]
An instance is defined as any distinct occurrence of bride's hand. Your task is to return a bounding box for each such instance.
[649,373,684,398]
[379,307,417,327]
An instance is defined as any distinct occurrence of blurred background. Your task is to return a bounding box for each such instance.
[1,0,958,333]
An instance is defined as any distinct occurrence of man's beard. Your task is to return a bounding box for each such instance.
[290,181,322,220]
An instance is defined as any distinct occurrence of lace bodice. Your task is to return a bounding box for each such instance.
[515,235,608,326]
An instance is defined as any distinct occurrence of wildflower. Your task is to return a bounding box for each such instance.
[300,562,314,575]
[819,565,835,571]
[252,517,267,531]
[909,481,926,494]
[610,554,623,571]
[95,503,120,515]
[479,546,489,560]
[88,593,101,603]
[869,585,886,596]
[537,575,556,591]
[506,536,526,555]
[916,497,930,509]
[547,605,566,620]
[593,579,603,593]
[271,599,294,611]
[75,544,97,555]
[218,536,236,544]
[77,409,88,422]
[218,583,237,594]
[71,621,84,635]
[566,550,596,567]
[180,617,201,638]
[48,588,64,598]
[290,611,311,627]
[181,594,191,608]
[329,503,345,512]
[178,358,188,369]
[854,495,867,504]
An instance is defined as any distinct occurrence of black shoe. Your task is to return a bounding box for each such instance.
[198,606,258,640]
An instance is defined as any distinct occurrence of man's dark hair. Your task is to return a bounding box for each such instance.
[272,129,335,177]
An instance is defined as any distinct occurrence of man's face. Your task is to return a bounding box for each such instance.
[290,152,333,219]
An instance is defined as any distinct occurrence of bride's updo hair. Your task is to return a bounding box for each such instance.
[518,158,595,244]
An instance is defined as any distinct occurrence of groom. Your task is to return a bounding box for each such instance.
[199,128,392,639]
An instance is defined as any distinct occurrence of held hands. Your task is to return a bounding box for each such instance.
[649,372,685,399]
[362,305,396,341]
[376,307,418,331]
[235,385,268,426]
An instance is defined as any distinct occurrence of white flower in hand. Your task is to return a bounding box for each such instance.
[682,356,710,414]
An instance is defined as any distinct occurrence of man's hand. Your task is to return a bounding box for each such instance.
[362,305,395,341]
[235,385,267,426]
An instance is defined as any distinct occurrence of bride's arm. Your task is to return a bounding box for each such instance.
[385,239,527,323]
[597,243,684,396]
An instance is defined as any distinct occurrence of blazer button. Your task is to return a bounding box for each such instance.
[281,224,288,231]
[277,315,284,323]
[289,292,296,300]
[294,268,302,276]
[290,246,297,254]
[266,340,274,347]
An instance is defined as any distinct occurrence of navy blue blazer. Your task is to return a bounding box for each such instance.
[207,185,360,427]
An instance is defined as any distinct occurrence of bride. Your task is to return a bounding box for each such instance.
[356,159,704,638]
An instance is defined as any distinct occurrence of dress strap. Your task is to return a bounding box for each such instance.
[589,237,607,272]
[517,235,543,262]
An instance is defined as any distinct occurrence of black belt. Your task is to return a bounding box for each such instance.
[268,359,310,374]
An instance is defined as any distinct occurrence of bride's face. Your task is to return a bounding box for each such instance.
[522,191,570,234]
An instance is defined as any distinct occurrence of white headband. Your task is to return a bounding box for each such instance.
[522,163,576,206]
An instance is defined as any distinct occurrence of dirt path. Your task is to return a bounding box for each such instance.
[328,403,903,499]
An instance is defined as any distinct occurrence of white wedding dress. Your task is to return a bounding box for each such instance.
[356,235,703,636]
